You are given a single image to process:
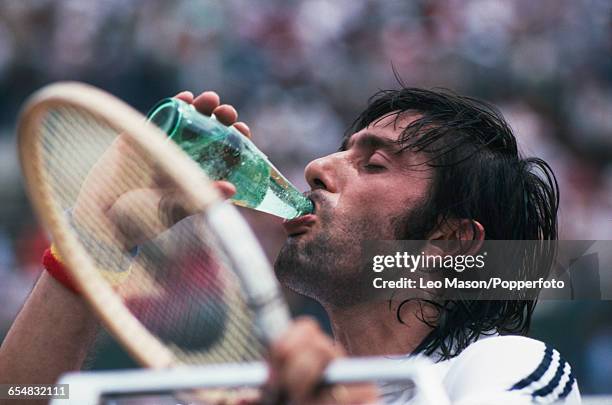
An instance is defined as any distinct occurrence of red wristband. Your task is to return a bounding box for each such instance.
[42,245,79,294]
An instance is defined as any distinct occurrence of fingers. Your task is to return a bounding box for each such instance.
[233,121,252,138]
[214,180,236,199]
[267,318,340,404]
[266,318,379,404]
[192,91,220,115]
[176,90,252,138]
[107,180,237,249]
[174,91,194,103]
[107,188,182,248]
[191,91,241,126]
[213,104,238,126]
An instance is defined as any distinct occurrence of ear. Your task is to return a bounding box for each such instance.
[425,218,485,255]
[429,218,485,241]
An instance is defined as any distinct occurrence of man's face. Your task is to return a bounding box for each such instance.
[274,112,433,307]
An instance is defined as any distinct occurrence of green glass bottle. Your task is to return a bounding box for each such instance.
[147,98,314,219]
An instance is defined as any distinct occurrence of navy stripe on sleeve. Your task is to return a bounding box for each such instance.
[510,345,554,391]
[558,369,576,399]
[509,344,577,403]
[531,358,566,397]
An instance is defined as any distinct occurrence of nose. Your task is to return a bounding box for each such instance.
[305,153,341,193]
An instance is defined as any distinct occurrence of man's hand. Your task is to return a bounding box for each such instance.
[73,90,251,250]
[175,90,251,139]
[265,318,379,405]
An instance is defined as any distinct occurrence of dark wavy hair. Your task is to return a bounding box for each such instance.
[349,87,560,360]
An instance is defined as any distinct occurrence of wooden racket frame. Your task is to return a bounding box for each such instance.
[18,82,231,368]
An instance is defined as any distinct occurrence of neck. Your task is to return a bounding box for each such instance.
[323,300,434,357]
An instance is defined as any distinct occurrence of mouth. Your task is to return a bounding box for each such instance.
[283,213,317,237]
[283,195,319,237]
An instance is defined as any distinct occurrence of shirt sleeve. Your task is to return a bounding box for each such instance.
[442,335,581,405]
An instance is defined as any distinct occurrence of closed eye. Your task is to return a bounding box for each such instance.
[364,164,386,172]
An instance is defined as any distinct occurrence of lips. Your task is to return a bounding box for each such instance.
[283,213,317,237]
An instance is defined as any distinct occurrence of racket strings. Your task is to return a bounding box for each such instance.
[36,105,267,366]
[126,218,263,363]
[42,111,140,281]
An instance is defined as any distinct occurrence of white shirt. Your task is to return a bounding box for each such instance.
[379,335,581,404]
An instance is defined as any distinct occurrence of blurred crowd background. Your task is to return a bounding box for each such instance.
[0,0,610,394]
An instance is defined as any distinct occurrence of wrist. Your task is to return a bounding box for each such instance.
[42,245,79,294]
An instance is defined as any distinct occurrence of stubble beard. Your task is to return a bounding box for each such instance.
[274,213,375,309]
[274,196,435,309]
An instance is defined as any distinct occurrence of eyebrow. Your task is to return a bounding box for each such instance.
[341,132,400,153]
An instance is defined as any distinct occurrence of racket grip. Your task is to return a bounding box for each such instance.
[42,245,79,294]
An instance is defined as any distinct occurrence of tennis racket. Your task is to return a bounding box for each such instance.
[19,82,450,404]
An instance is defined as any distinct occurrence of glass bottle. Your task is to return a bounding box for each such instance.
[147,98,314,219]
